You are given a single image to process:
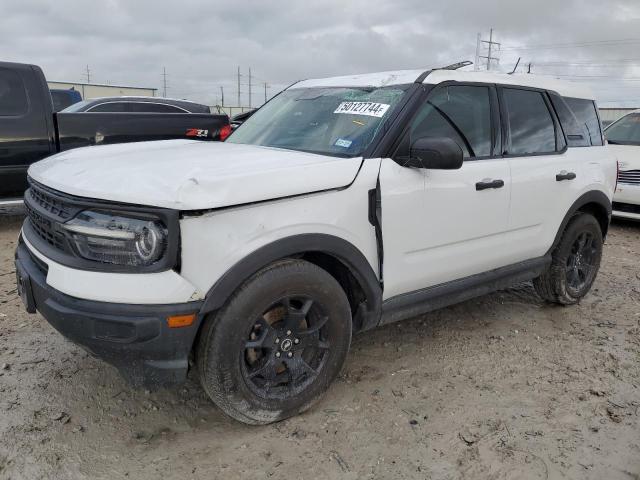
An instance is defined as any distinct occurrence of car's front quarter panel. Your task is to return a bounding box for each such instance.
[178,159,381,298]
[582,145,617,202]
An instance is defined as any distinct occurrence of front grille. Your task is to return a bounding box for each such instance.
[27,182,74,220]
[23,181,76,253]
[612,201,640,215]
[618,169,640,185]
[25,201,66,250]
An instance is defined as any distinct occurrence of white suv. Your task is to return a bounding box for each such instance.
[604,110,640,220]
[16,68,617,424]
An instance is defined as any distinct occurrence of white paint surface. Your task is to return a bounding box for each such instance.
[28,140,362,210]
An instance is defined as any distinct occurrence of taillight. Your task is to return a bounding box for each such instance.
[219,124,232,141]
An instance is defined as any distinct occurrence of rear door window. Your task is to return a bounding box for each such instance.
[563,97,603,146]
[503,88,557,155]
[0,68,28,116]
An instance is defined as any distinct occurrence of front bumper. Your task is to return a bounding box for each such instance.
[15,239,204,387]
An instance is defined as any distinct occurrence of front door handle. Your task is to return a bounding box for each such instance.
[556,171,576,181]
[476,179,505,191]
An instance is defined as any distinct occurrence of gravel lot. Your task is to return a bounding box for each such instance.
[0,212,639,480]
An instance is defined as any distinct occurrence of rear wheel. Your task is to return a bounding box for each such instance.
[197,259,352,425]
[533,213,603,305]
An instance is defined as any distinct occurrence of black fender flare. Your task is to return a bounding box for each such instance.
[549,190,612,252]
[199,233,383,329]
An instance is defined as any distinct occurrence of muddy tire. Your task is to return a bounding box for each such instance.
[533,213,603,305]
[196,259,352,425]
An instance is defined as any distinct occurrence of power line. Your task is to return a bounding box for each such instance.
[502,38,640,51]
[530,59,640,66]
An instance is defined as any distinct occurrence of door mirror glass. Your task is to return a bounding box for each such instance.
[405,137,463,169]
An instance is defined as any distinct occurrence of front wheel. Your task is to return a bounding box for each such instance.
[196,259,352,425]
[533,213,603,305]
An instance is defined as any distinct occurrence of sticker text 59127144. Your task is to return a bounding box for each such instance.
[333,102,390,118]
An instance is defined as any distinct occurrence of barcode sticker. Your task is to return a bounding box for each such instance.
[334,102,390,118]
[335,138,353,148]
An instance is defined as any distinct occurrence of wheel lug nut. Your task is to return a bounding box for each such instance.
[294,338,299,344]
[286,330,292,336]
[275,352,281,358]
[275,338,280,344]
[287,352,293,358]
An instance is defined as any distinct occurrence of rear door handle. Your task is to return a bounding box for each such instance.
[556,171,576,181]
[475,179,505,191]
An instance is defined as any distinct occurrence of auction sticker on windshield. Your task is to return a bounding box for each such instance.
[334,102,390,118]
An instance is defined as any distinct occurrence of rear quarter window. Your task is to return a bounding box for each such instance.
[0,68,28,116]
[130,102,185,113]
[88,102,129,112]
[563,97,603,146]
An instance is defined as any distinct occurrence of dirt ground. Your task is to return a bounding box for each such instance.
[0,210,639,480]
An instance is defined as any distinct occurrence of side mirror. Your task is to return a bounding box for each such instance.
[405,137,464,170]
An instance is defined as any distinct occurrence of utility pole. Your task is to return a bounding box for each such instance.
[248,67,252,108]
[220,86,224,107]
[85,65,91,83]
[479,28,501,71]
[237,66,241,107]
[162,67,167,97]
[263,82,268,104]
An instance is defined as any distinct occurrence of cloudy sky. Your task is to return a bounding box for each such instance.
[2,0,640,107]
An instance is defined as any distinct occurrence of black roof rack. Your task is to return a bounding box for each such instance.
[414,60,473,83]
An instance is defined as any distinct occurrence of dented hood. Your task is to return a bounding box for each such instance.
[28,140,363,210]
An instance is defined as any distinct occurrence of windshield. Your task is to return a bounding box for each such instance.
[227,86,408,157]
[60,100,93,112]
[605,113,640,145]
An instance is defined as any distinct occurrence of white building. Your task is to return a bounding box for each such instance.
[47,81,157,99]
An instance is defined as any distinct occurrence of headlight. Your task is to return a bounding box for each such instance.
[63,210,168,267]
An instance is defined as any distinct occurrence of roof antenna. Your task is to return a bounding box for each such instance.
[509,57,521,75]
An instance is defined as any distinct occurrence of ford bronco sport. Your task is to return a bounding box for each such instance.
[15,67,617,424]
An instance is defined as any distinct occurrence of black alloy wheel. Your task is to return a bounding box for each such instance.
[565,231,598,295]
[533,213,603,305]
[197,259,352,424]
[242,295,330,399]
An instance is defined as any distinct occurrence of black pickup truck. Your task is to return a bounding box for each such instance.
[0,61,230,200]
